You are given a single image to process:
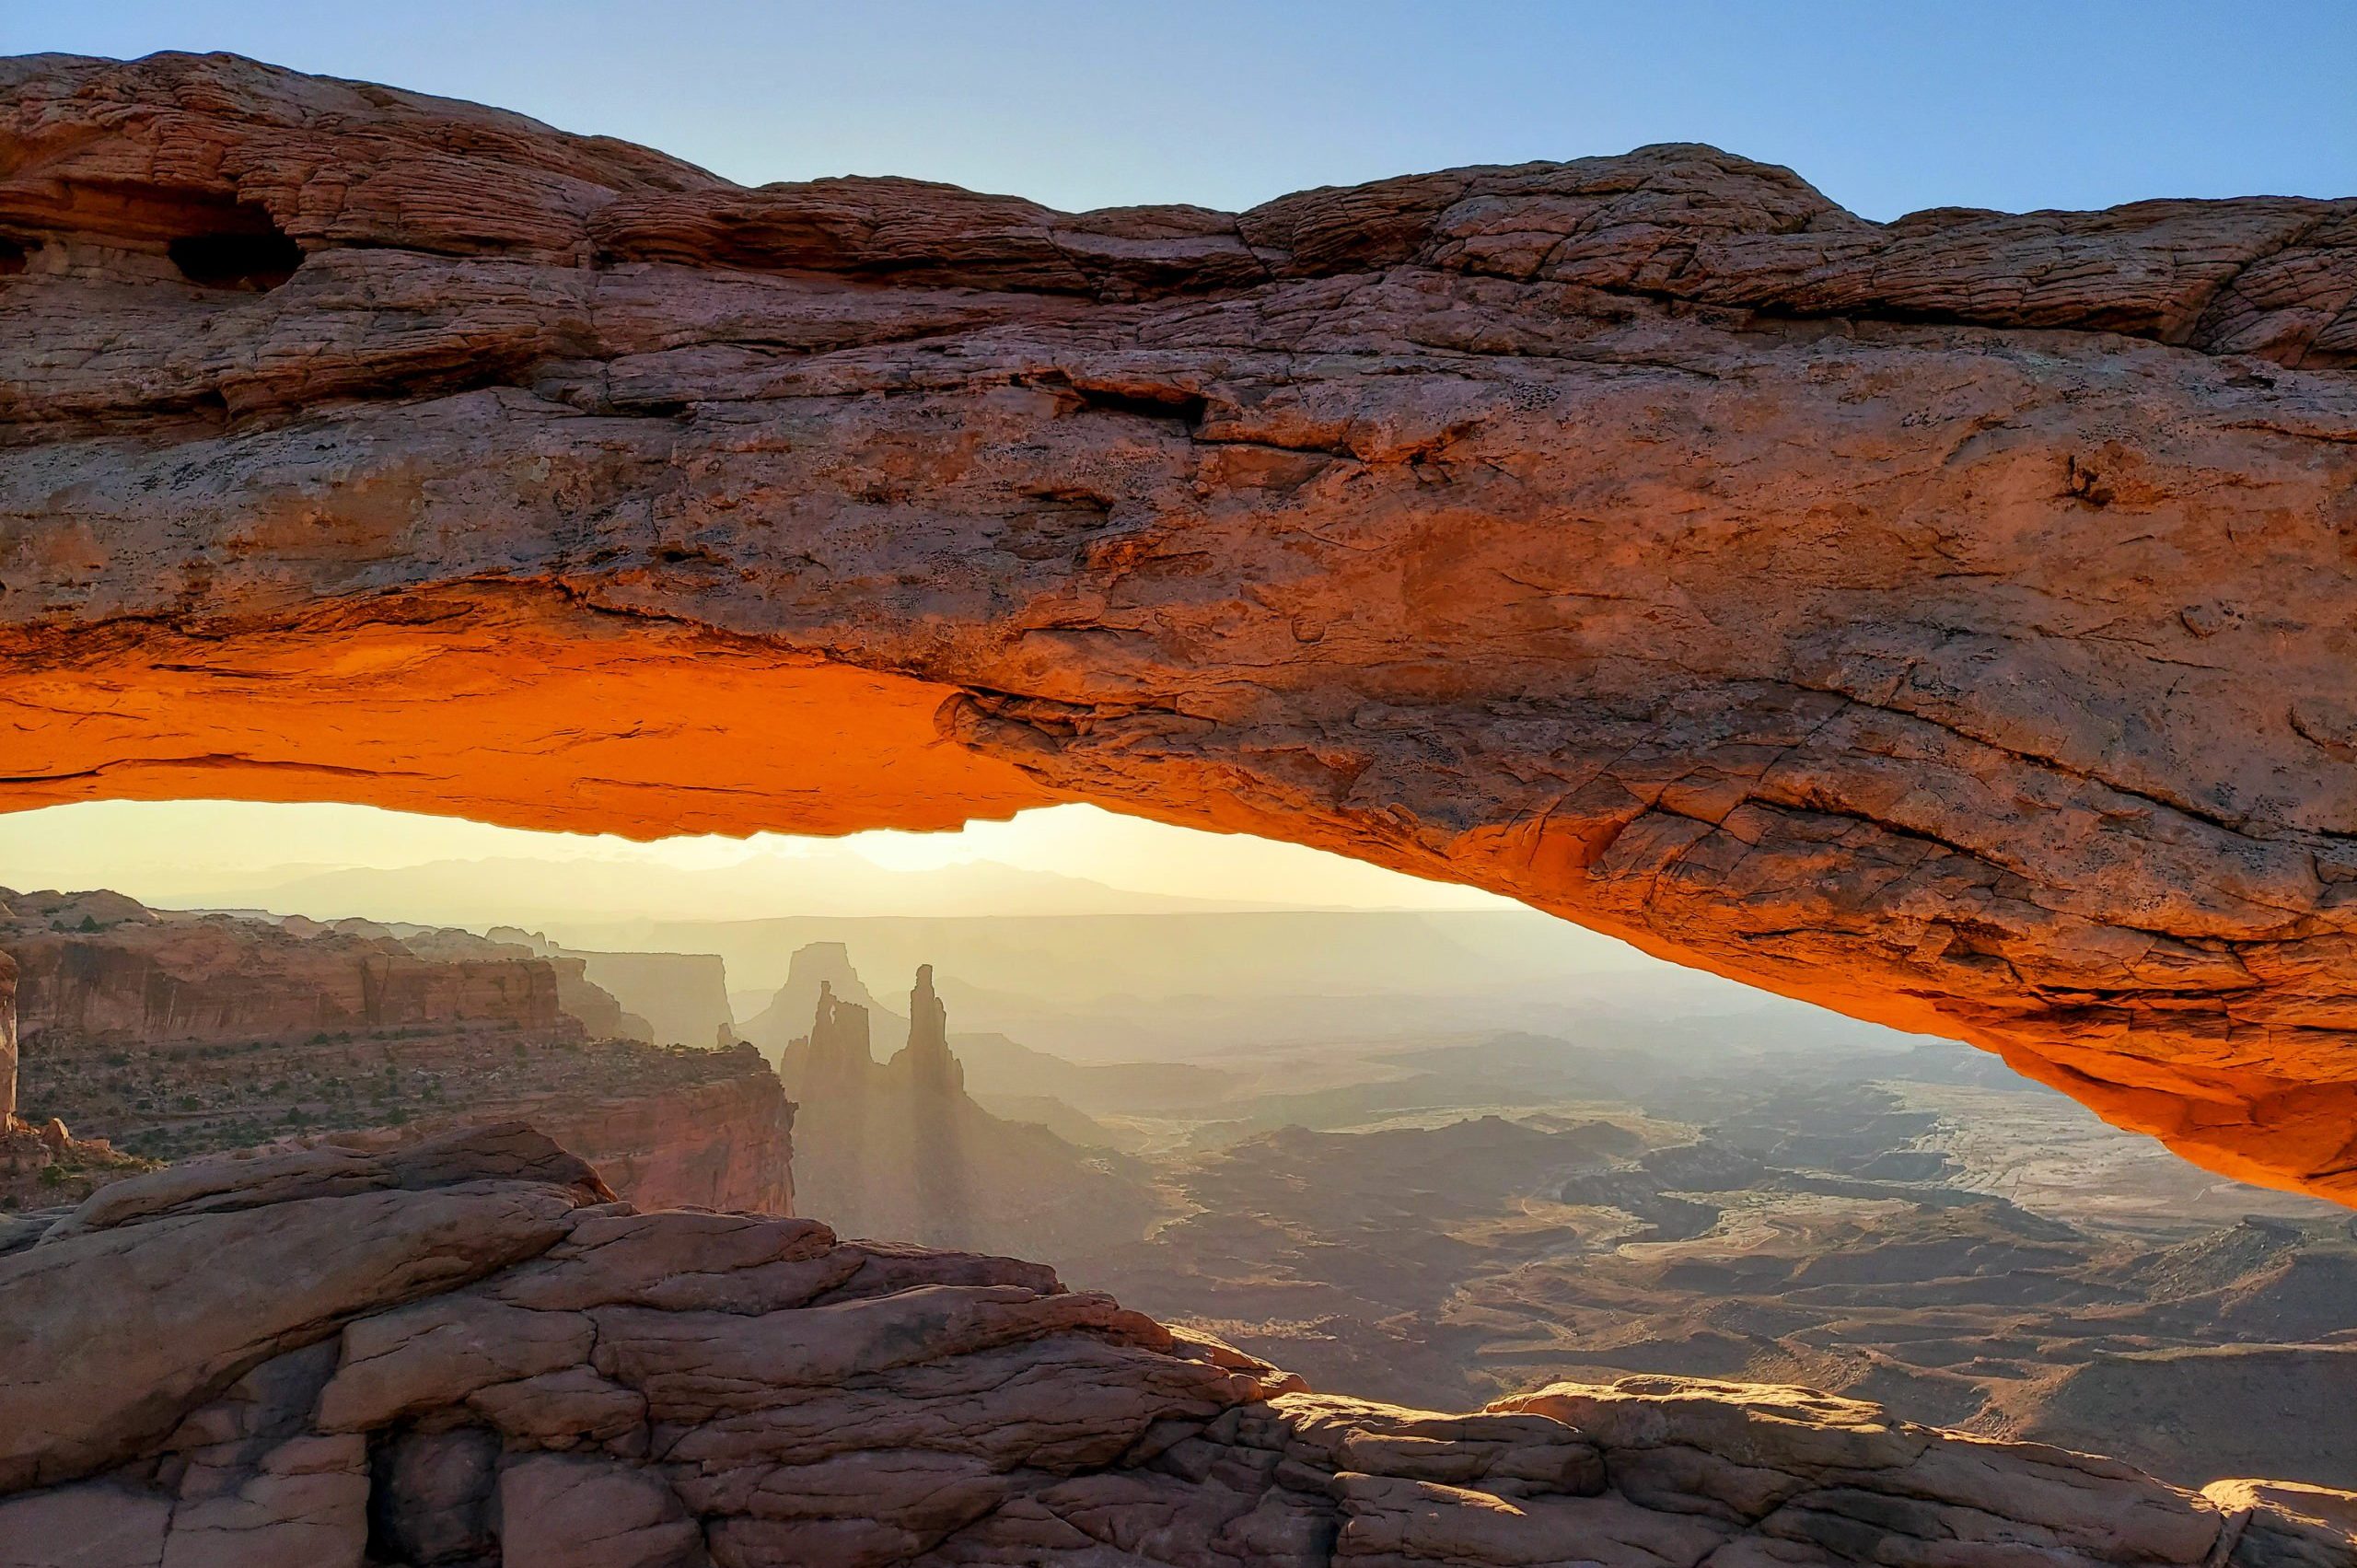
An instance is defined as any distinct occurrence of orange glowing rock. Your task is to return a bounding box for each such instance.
[3,52,2356,1200]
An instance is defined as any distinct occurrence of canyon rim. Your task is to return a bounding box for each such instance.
[0,41,2354,1568]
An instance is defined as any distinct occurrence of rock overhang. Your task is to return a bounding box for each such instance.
[2,51,2356,1200]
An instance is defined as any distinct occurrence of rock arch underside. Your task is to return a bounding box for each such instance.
[2,52,2356,1209]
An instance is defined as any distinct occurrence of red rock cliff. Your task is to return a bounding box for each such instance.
[534,1050,792,1213]
[319,1041,796,1215]
[0,890,579,1051]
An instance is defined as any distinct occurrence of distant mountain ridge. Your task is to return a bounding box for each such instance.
[150,850,1330,928]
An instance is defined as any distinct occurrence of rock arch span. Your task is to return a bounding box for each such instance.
[3,52,2355,1200]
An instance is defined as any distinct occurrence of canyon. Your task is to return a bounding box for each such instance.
[0,52,2355,1200]
[15,897,2350,1500]
[1048,1037,2357,1493]
[1,1121,2352,1568]
[4,898,2355,1553]
[3,889,575,1071]
[769,948,1161,1258]
[0,44,2354,1565]
[2,889,792,1213]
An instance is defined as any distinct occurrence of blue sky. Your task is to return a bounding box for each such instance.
[8,2,2353,220]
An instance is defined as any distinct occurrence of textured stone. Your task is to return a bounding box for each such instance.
[158,1432,368,1568]
[466,1365,647,1450]
[0,1124,598,1492]
[0,1127,2349,1567]
[317,1294,596,1431]
[2206,1481,2357,1568]
[0,889,580,1050]
[495,1454,704,1568]
[0,1483,170,1568]
[3,52,2357,1203]
[493,1209,847,1312]
[1500,1377,2223,1562]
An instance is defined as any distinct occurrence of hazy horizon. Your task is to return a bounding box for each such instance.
[0,798,1520,925]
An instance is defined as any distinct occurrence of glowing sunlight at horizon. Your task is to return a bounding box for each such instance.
[0,798,1518,923]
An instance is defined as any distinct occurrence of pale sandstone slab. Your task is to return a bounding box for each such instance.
[496,1453,704,1568]
[158,1433,368,1568]
[494,1210,848,1313]
[316,1295,596,1431]
[467,1365,647,1449]
[0,1182,580,1492]
[0,1484,170,1568]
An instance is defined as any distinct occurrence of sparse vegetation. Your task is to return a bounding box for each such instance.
[19,1028,761,1162]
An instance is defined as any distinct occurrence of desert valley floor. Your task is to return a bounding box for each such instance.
[9,892,2352,1502]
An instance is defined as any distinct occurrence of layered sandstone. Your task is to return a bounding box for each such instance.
[778,963,1158,1257]
[0,1122,2349,1567]
[3,53,2357,1197]
[0,889,791,1210]
[314,1040,795,1215]
[21,999,794,1212]
[1,889,582,1061]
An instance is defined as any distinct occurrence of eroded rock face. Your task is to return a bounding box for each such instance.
[0,888,792,1211]
[2,52,2356,1198]
[1,953,16,1121]
[1,889,582,1056]
[319,1041,796,1216]
[569,951,737,1051]
[0,1122,2349,1567]
[777,965,1160,1256]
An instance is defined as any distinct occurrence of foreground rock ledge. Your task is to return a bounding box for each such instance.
[0,1124,2349,1568]
[4,53,2357,1200]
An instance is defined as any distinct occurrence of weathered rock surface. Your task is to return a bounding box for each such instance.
[1,888,791,1210]
[3,53,2357,1199]
[0,954,15,1128]
[0,1109,152,1212]
[0,1122,2348,1567]
[1,889,584,1065]
[778,961,1160,1256]
[317,1040,795,1216]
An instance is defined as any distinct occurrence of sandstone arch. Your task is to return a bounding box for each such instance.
[3,52,2356,1200]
